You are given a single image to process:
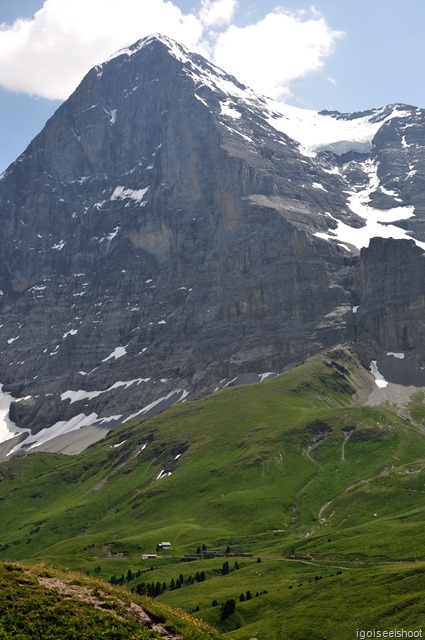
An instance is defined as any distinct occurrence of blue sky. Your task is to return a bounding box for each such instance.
[1,0,425,172]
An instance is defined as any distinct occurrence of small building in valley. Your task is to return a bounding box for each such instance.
[156,542,171,550]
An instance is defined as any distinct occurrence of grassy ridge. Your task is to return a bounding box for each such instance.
[0,346,424,637]
[0,562,223,639]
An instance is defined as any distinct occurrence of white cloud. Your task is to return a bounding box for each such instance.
[198,0,238,27]
[0,1,342,102]
[212,8,344,99]
[0,0,205,99]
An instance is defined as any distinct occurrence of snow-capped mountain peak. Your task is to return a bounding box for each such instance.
[104,34,415,160]
[1,34,425,456]
[108,33,191,64]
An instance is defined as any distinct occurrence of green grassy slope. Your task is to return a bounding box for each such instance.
[0,346,424,638]
[0,561,223,640]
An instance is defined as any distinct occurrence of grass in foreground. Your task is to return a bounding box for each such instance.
[0,561,223,640]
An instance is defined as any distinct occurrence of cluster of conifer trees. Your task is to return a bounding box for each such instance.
[109,569,207,596]
[108,552,265,623]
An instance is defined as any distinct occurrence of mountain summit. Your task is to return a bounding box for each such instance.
[1,34,425,454]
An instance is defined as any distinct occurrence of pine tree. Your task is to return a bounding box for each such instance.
[135,582,146,595]
[220,599,236,620]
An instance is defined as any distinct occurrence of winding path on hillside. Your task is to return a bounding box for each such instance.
[319,499,334,525]
[341,430,352,462]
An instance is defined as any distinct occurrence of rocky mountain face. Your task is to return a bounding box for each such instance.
[1,34,425,454]
[354,238,425,371]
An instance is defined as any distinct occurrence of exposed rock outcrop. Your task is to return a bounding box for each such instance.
[353,237,425,369]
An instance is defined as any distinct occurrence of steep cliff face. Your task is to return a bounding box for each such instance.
[0,35,424,452]
[372,109,425,228]
[354,238,425,356]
